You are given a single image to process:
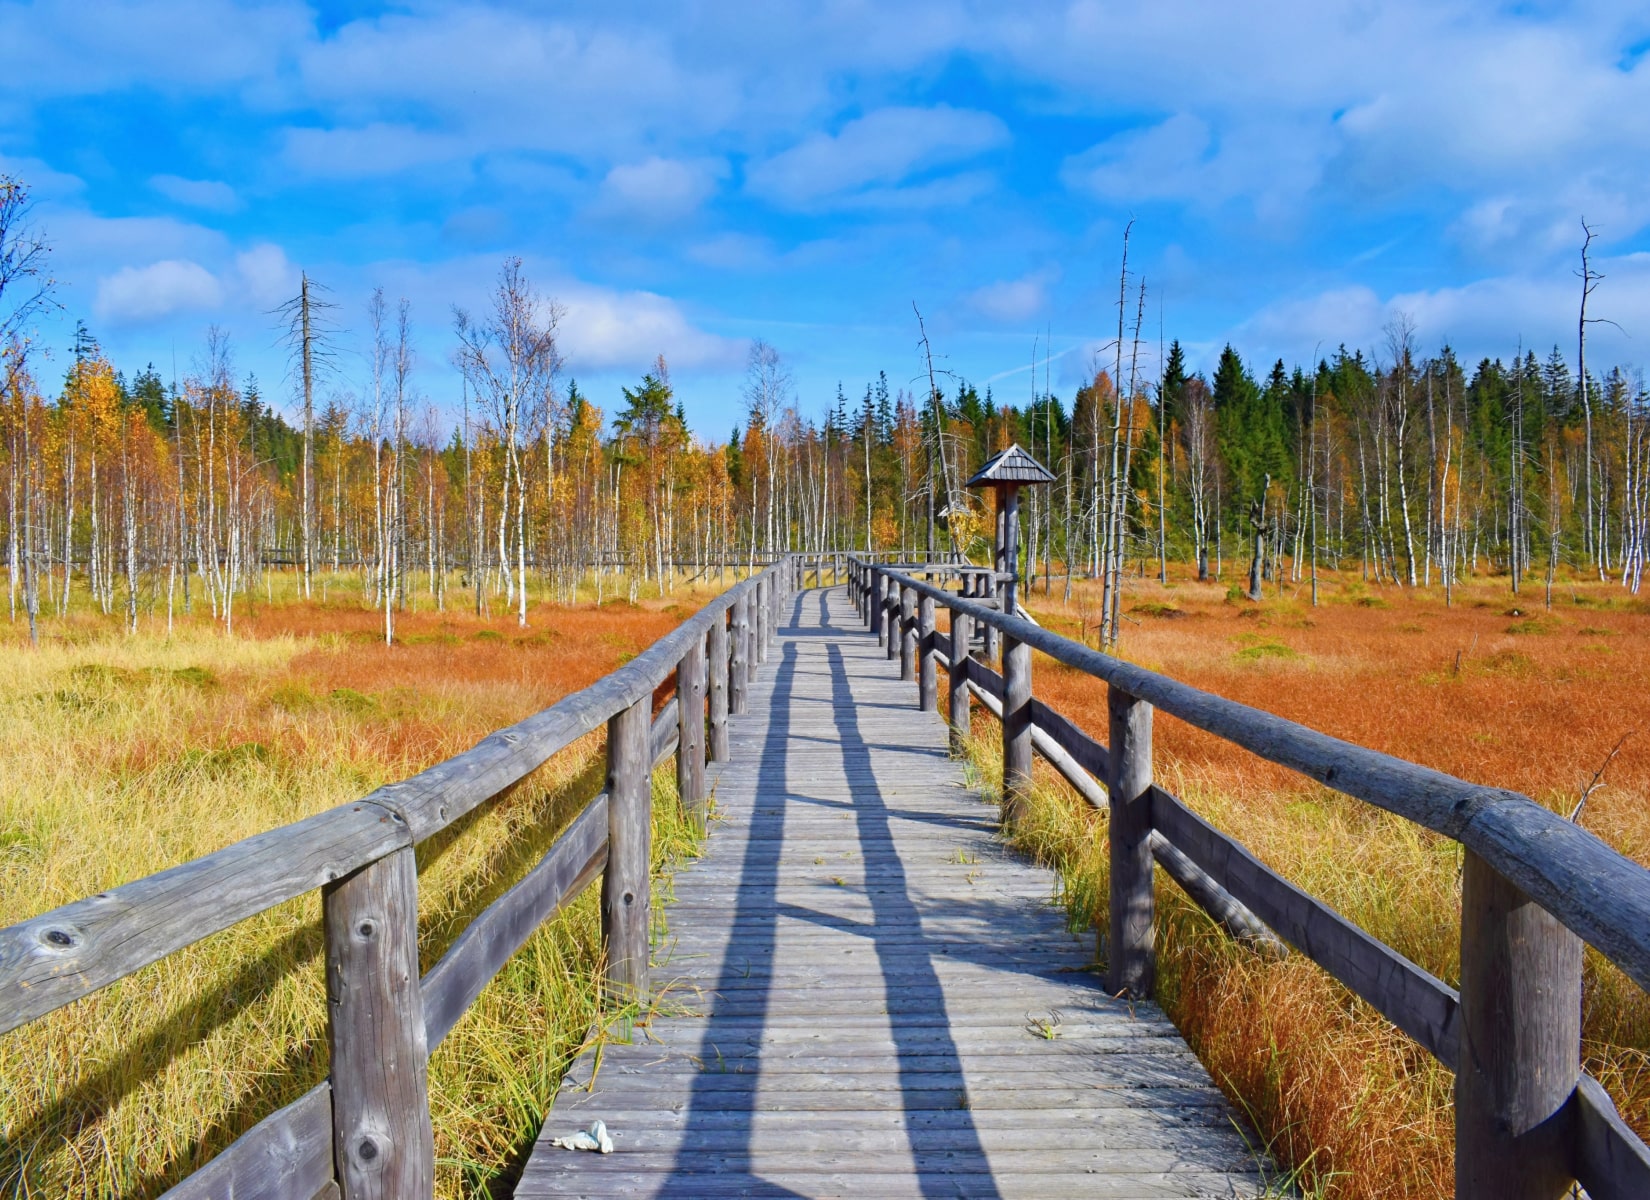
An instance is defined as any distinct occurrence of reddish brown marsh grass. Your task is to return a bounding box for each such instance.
[1012,568,1650,1198]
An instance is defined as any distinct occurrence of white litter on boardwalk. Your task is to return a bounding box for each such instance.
[548,1119,613,1154]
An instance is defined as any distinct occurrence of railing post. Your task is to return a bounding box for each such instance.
[917,592,936,711]
[1001,634,1032,827]
[886,579,900,662]
[753,578,768,665]
[323,844,434,1199]
[708,608,730,762]
[899,584,916,682]
[1455,853,1582,1199]
[983,573,1001,664]
[948,603,971,753]
[771,568,782,641]
[603,695,651,1018]
[871,569,885,640]
[1106,685,1155,999]
[677,634,707,834]
[730,592,750,714]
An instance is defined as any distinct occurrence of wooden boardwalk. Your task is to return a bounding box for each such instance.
[519,587,1269,1199]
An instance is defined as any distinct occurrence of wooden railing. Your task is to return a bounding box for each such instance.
[0,560,795,1200]
[850,556,1650,1200]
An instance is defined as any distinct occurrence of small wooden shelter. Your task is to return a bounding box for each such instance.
[966,443,1054,617]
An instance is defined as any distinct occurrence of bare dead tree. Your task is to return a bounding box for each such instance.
[454,258,563,627]
[274,273,339,600]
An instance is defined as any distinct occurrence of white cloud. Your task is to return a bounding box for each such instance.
[234,243,298,308]
[0,0,307,95]
[968,269,1058,324]
[685,232,775,271]
[1233,255,1650,368]
[0,154,84,199]
[94,259,223,324]
[1063,115,1214,203]
[282,124,468,178]
[557,282,742,372]
[150,174,240,212]
[593,156,723,223]
[748,105,1008,208]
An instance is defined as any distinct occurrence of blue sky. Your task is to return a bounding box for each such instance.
[4,1,1649,438]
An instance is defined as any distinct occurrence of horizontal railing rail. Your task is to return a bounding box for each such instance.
[850,555,1650,1200]
[0,557,796,1199]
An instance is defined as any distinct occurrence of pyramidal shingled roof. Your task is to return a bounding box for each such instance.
[966,443,1056,487]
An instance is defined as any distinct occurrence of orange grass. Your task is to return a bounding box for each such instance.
[1008,566,1650,1198]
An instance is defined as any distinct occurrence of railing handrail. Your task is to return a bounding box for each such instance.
[853,554,1650,1199]
[868,561,1650,992]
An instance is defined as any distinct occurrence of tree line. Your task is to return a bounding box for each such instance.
[2,175,1646,647]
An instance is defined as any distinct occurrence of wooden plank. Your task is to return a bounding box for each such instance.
[1151,834,1289,953]
[0,801,409,1034]
[420,795,608,1048]
[1152,784,1460,1066]
[1573,1073,1650,1200]
[1028,697,1110,782]
[322,845,433,1198]
[526,584,1266,1199]
[158,1083,334,1200]
[649,695,679,768]
[884,569,1650,994]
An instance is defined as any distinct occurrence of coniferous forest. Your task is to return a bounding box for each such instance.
[5,188,1646,647]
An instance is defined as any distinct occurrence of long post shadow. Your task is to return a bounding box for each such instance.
[826,640,1000,1197]
[674,639,803,1196]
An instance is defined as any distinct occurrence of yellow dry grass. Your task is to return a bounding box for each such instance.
[0,577,728,1198]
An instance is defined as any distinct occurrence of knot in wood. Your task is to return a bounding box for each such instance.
[41,928,75,949]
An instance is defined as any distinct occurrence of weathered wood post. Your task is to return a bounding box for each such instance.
[886,578,901,662]
[753,578,768,665]
[917,592,937,711]
[982,573,1001,664]
[1106,685,1155,999]
[771,567,781,642]
[1001,632,1032,827]
[730,592,750,714]
[677,635,707,834]
[871,569,885,641]
[948,603,971,753]
[899,584,916,682]
[1455,854,1582,1199]
[323,845,435,1199]
[603,695,651,1021]
[708,608,730,762]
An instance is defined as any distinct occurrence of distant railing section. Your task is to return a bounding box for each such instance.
[0,559,798,1199]
[849,555,1650,1200]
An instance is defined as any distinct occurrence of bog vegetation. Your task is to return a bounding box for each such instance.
[3,171,1649,1197]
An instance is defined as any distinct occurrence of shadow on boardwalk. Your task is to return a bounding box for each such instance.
[518,587,1266,1199]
